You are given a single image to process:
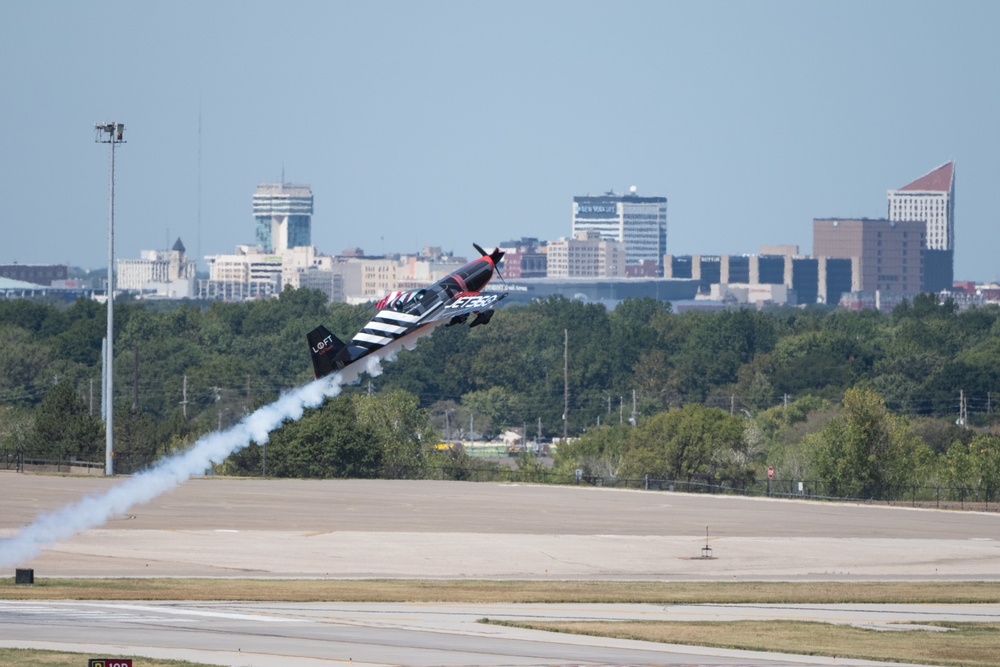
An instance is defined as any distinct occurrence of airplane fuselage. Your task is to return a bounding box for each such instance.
[307,246,507,379]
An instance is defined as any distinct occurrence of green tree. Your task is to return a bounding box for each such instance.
[0,404,34,456]
[944,434,1000,502]
[621,404,747,483]
[114,408,161,474]
[460,386,527,437]
[258,397,382,478]
[815,387,931,499]
[352,389,432,479]
[28,381,103,462]
[553,423,630,480]
[0,325,54,404]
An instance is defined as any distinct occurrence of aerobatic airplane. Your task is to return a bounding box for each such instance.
[307,244,508,379]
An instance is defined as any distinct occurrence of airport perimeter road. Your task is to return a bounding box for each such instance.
[0,599,961,667]
[3,475,1000,579]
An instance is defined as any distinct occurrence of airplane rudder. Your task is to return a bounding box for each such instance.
[307,325,346,378]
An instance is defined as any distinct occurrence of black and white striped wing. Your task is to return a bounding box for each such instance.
[347,309,426,356]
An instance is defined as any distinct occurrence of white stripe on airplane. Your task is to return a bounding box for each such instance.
[375,310,422,323]
[352,332,394,346]
[364,320,410,335]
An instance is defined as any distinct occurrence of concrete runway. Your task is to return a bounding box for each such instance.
[3,475,1000,579]
[2,474,1000,666]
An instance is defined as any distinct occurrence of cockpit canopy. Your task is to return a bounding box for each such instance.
[375,287,443,316]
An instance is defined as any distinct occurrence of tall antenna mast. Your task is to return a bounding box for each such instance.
[95,121,126,476]
[563,328,569,441]
[197,104,202,271]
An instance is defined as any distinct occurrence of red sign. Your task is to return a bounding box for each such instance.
[89,660,133,667]
[767,466,774,479]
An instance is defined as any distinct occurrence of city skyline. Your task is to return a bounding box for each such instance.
[2,1,998,281]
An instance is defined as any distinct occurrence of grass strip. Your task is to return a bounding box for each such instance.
[484,619,1000,667]
[3,578,1000,603]
[0,648,213,667]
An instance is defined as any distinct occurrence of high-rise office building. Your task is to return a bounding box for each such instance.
[547,231,626,278]
[813,218,924,296]
[572,188,667,275]
[252,183,313,252]
[117,237,197,296]
[887,162,955,292]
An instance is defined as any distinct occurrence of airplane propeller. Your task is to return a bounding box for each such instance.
[474,243,508,289]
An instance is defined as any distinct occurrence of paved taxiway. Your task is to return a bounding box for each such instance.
[3,475,1000,665]
[5,599,988,667]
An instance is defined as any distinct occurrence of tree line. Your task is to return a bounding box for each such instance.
[0,290,997,498]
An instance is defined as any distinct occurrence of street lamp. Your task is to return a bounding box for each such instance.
[95,121,125,476]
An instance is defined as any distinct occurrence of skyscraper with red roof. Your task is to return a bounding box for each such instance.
[887,162,955,292]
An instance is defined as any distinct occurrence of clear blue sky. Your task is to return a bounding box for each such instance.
[2,1,998,280]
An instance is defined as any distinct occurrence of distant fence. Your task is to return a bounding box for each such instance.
[1,449,102,475]
[424,464,1000,512]
[5,450,997,512]
[1,448,23,472]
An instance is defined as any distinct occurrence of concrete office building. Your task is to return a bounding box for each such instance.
[572,188,667,275]
[0,264,67,286]
[887,162,955,292]
[813,218,924,296]
[664,254,720,294]
[200,246,283,300]
[547,231,626,278]
[117,238,197,297]
[665,251,855,307]
[253,183,314,253]
[497,238,547,279]
[296,267,345,303]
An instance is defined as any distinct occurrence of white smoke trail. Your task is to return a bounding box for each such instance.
[0,323,442,569]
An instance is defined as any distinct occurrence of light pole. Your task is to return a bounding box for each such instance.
[95,121,125,476]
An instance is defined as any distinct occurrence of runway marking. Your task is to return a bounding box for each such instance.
[72,602,306,623]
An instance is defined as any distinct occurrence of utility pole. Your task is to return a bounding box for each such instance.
[959,389,968,428]
[620,396,624,424]
[95,120,125,476]
[180,374,188,420]
[89,378,94,417]
[245,375,251,414]
[630,389,637,426]
[213,385,222,430]
[132,346,139,410]
[563,328,568,441]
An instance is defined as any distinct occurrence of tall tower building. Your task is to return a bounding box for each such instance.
[572,187,667,276]
[887,162,955,292]
[813,218,923,296]
[252,183,314,253]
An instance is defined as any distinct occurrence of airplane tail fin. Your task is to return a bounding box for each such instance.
[307,325,346,379]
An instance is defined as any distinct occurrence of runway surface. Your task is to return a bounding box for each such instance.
[3,476,1000,579]
[3,474,1000,666]
[4,599,987,667]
